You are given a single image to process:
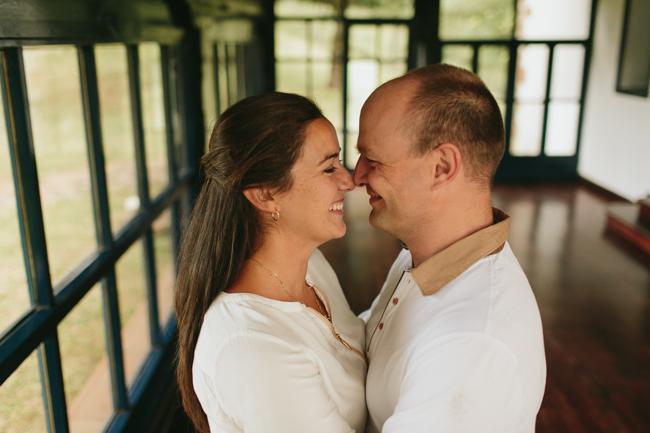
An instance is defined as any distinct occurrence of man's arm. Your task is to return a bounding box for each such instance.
[382,333,522,433]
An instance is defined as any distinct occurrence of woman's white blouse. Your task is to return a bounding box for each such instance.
[192,249,367,433]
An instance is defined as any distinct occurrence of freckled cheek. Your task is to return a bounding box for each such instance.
[294,182,329,208]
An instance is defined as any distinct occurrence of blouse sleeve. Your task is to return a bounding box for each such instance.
[212,332,356,433]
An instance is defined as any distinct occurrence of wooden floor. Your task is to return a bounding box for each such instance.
[320,184,650,433]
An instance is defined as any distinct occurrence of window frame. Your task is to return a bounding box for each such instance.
[616,0,650,97]
[0,9,192,433]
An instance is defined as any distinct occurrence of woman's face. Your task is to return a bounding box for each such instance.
[274,118,354,246]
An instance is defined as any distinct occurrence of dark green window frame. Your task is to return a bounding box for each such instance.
[616,0,650,97]
[0,2,199,431]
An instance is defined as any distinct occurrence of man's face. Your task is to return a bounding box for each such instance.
[353,83,434,238]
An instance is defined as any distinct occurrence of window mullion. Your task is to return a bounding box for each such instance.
[540,43,555,156]
[160,46,182,276]
[224,43,233,107]
[341,20,350,166]
[77,45,129,411]
[39,334,70,433]
[127,44,162,349]
[1,46,69,433]
[212,43,222,116]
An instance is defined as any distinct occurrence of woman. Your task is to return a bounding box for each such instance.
[175,92,366,433]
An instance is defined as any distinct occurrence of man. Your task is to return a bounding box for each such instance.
[355,64,546,433]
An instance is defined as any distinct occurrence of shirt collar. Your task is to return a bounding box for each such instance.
[411,208,510,296]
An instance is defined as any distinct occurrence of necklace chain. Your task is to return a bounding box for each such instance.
[250,257,285,289]
[249,257,330,320]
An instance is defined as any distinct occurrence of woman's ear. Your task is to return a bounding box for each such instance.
[242,186,278,213]
[431,143,461,187]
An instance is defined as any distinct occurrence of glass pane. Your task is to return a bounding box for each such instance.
[346,132,360,168]
[545,101,579,156]
[550,45,585,100]
[115,240,151,387]
[379,62,407,84]
[478,45,509,100]
[510,102,544,156]
[378,25,409,60]
[515,44,549,101]
[0,350,47,433]
[442,45,473,71]
[153,210,175,329]
[201,39,218,140]
[345,0,414,19]
[59,284,112,433]
[497,99,507,118]
[347,60,379,133]
[276,61,308,95]
[516,0,591,40]
[139,43,169,199]
[95,44,139,235]
[275,0,336,17]
[227,45,240,104]
[23,45,96,287]
[312,61,343,130]
[216,43,230,111]
[311,21,340,61]
[0,91,30,331]
[440,0,514,40]
[349,25,377,59]
[275,21,308,59]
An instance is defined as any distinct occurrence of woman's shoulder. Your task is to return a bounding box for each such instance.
[200,292,303,339]
[195,292,314,364]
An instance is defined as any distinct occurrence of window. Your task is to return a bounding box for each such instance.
[617,0,650,97]
[0,40,186,432]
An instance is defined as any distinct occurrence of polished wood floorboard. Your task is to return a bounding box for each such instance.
[320,185,650,433]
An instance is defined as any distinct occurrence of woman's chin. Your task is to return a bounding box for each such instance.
[332,222,347,239]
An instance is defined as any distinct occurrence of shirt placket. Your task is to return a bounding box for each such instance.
[366,270,413,354]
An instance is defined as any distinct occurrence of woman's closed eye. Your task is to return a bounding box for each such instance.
[324,159,344,174]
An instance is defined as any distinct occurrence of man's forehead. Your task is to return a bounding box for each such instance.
[362,81,417,130]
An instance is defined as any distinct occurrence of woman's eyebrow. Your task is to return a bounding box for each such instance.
[318,149,341,165]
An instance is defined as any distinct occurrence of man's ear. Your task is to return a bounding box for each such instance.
[431,143,462,187]
[242,186,277,213]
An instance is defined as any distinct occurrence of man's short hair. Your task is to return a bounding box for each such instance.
[405,63,505,182]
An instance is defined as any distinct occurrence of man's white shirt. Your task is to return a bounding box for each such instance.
[363,211,546,433]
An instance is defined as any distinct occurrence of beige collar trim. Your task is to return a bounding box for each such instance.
[411,208,510,296]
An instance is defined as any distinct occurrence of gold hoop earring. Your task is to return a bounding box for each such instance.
[271,210,280,222]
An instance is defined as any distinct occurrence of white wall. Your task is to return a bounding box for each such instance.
[579,0,650,201]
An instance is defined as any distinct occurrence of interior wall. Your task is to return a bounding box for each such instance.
[578,0,650,201]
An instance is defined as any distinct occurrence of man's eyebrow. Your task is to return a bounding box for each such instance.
[318,148,341,165]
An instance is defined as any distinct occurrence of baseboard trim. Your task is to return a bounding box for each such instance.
[578,177,630,203]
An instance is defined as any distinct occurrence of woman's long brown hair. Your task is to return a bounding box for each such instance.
[174,92,323,432]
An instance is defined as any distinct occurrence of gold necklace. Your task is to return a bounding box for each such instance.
[249,257,330,320]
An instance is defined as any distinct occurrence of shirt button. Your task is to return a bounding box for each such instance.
[379,322,384,330]
[392,297,399,305]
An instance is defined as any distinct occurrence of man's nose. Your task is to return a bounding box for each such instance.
[338,168,354,191]
[353,156,368,186]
